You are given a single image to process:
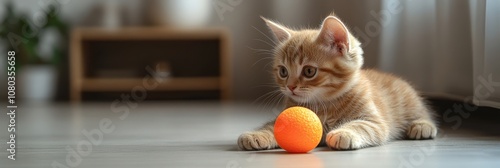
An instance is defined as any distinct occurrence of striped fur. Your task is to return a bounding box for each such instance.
[238,15,437,150]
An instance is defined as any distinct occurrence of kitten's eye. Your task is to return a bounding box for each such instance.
[278,66,288,78]
[303,66,317,78]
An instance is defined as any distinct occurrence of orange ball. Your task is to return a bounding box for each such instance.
[274,106,322,153]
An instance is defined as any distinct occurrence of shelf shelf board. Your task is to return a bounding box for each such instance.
[75,27,227,41]
[81,77,220,92]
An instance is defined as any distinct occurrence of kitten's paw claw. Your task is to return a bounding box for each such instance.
[238,131,276,150]
[326,129,363,150]
[407,121,437,140]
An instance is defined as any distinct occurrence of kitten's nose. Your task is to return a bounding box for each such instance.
[287,85,297,91]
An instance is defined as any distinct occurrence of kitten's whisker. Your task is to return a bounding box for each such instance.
[270,93,287,115]
[320,96,329,124]
[256,93,280,114]
[247,46,277,69]
[277,94,285,110]
[253,39,277,48]
[253,51,274,55]
[314,95,327,123]
[262,90,284,111]
[247,46,275,54]
[311,93,323,123]
[263,91,279,109]
[251,84,279,89]
[247,47,275,56]
[251,56,275,68]
[252,26,278,46]
[253,90,281,105]
[263,61,276,69]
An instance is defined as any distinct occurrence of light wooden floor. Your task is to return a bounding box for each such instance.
[1,102,500,168]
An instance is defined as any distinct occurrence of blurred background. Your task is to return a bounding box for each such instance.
[0,0,499,108]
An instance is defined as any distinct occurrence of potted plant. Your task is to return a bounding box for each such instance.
[0,1,68,102]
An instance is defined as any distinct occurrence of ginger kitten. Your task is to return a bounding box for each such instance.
[238,15,437,150]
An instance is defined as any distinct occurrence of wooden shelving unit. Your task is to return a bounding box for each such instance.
[81,77,221,91]
[70,27,231,102]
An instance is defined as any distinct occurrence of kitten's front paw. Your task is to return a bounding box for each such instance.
[407,121,437,140]
[238,131,277,150]
[326,129,363,150]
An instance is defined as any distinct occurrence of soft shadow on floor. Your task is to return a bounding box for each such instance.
[226,146,240,151]
[254,150,289,154]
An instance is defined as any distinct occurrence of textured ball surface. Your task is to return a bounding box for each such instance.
[274,106,322,153]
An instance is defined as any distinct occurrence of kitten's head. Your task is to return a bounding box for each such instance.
[263,15,364,103]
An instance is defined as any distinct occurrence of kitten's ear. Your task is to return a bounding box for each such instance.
[261,16,292,43]
[316,16,350,54]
